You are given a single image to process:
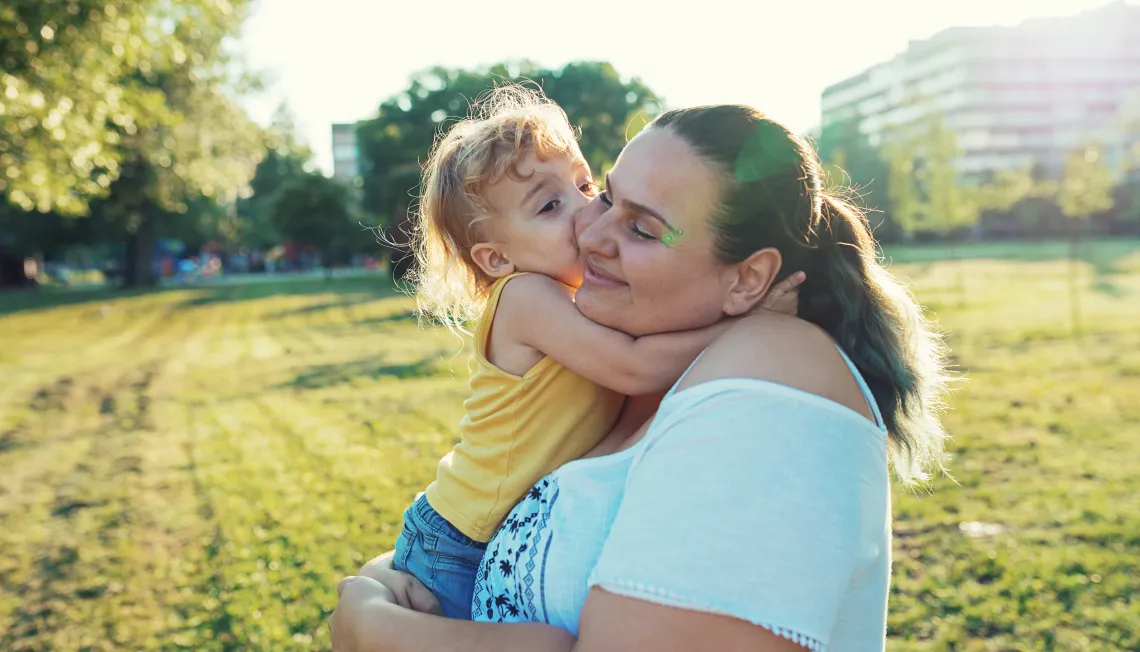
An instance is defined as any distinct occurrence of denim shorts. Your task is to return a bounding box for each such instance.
[393,493,487,619]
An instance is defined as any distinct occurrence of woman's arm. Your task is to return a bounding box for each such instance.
[330,580,803,652]
[330,576,575,652]
[575,589,807,652]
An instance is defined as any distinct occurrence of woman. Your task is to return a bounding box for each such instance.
[331,104,949,651]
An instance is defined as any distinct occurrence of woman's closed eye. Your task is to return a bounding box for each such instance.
[629,222,655,240]
[538,198,562,215]
[597,190,654,241]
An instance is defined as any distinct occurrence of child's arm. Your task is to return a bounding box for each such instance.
[496,274,795,396]
[494,275,720,395]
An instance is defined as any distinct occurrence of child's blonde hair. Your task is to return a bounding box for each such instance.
[411,84,583,334]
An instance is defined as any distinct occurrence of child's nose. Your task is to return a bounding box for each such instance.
[567,190,589,211]
[574,197,607,253]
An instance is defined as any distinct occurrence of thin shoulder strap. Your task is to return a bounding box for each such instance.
[474,272,530,351]
[664,350,707,399]
[834,346,887,430]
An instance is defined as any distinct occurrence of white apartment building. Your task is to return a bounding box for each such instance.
[821,1,1140,178]
[331,123,360,184]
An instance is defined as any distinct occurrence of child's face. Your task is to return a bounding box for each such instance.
[475,150,597,288]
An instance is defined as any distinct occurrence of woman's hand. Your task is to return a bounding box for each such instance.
[357,552,442,615]
[329,575,399,652]
[756,271,806,316]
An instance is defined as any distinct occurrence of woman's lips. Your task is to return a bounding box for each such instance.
[583,259,626,289]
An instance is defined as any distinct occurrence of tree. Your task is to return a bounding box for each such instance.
[270,173,360,276]
[1057,142,1115,336]
[536,61,659,175]
[920,113,983,236]
[1,0,264,287]
[816,118,895,239]
[1114,180,1140,234]
[237,106,315,250]
[883,136,923,240]
[879,106,1050,304]
[356,61,660,280]
[1113,93,1140,234]
[1,0,144,215]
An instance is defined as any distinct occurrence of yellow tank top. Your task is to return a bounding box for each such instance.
[424,273,624,542]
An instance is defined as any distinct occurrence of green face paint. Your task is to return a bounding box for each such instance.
[661,226,684,247]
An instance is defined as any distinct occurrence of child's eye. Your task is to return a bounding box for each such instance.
[579,180,598,196]
[538,200,560,215]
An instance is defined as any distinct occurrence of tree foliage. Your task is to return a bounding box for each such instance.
[355,61,660,233]
[270,173,358,267]
[237,107,314,249]
[880,110,985,237]
[1,0,262,217]
[1,0,265,287]
[1058,144,1115,224]
[816,117,890,220]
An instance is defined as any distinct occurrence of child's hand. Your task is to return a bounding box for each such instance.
[756,271,806,316]
[357,554,443,615]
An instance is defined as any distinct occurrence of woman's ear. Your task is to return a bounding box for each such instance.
[722,247,782,316]
[470,242,516,279]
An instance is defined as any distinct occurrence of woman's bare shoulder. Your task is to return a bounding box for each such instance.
[673,313,874,421]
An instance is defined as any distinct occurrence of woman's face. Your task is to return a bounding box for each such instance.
[573,127,736,337]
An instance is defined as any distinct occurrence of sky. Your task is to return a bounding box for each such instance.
[237,0,1124,173]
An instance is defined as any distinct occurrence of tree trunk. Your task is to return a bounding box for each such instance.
[953,241,967,308]
[1069,231,1082,339]
[124,205,159,288]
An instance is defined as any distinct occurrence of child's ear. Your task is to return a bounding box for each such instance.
[470,242,516,279]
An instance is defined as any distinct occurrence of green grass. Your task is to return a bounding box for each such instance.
[1,239,1138,651]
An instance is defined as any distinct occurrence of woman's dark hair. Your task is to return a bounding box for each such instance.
[652,105,950,484]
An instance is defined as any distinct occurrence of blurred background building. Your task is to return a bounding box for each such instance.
[331,123,361,184]
[821,1,1140,179]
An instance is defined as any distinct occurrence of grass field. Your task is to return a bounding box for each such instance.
[1,239,1138,651]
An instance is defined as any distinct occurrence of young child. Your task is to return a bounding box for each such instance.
[389,86,794,619]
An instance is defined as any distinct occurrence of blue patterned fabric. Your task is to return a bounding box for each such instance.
[471,477,559,622]
[470,439,639,632]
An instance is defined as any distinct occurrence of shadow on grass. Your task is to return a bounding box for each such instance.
[281,356,444,390]
[1091,279,1125,298]
[310,310,419,336]
[0,272,395,316]
[352,311,417,326]
[883,237,1140,276]
[0,285,166,317]
[177,275,397,309]
[263,296,387,320]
